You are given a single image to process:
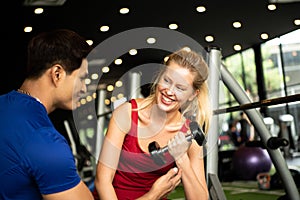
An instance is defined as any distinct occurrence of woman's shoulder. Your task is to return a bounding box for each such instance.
[112,98,147,117]
[131,98,144,105]
[113,100,131,115]
[109,101,132,134]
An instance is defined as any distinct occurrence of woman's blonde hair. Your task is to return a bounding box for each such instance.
[143,48,212,134]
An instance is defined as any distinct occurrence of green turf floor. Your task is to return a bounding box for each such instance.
[222,181,285,200]
[167,181,288,200]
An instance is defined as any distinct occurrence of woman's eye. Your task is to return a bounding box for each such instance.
[177,87,185,91]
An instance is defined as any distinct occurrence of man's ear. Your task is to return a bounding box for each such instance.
[50,64,65,86]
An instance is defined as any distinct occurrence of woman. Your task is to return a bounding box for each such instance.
[94,48,212,200]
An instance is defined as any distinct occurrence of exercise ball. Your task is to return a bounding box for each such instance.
[232,145,272,180]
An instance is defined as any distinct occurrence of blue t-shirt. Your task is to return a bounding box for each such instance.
[0,91,81,200]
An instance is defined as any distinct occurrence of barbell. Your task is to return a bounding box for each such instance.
[213,93,300,115]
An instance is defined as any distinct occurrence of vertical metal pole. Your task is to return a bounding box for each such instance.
[130,72,142,99]
[95,88,107,162]
[206,47,222,181]
[240,53,247,90]
[279,44,289,105]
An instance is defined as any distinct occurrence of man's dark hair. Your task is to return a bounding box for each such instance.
[26,29,92,78]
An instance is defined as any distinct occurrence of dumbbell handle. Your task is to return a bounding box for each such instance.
[150,134,194,156]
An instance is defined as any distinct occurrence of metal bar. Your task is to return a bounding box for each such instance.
[213,93,300,115]
[95,89,107,163]
[206,47,221,185]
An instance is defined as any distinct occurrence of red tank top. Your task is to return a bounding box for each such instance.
[93,99,189,200]
[112,99,176,200]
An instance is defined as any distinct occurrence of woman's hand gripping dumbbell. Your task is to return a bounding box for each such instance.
[148,121,206,165]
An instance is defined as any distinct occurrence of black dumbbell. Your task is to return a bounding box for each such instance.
[267,137,289,150]
[245,137,289,150]
[148,121,206,165]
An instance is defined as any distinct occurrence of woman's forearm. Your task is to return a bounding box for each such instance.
[176,154,209,200]
[182,175,209,200]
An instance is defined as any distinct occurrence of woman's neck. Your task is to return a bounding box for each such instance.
[145,101,184,129]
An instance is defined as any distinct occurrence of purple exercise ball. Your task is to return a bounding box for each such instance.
[232,145,272,180]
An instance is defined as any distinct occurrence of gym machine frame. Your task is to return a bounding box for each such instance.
[207,47,300,200]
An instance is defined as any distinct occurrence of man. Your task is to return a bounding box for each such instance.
[237,112,255,145]
[0,29,94,200]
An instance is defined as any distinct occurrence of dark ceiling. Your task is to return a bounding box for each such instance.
[1,0,300,94]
